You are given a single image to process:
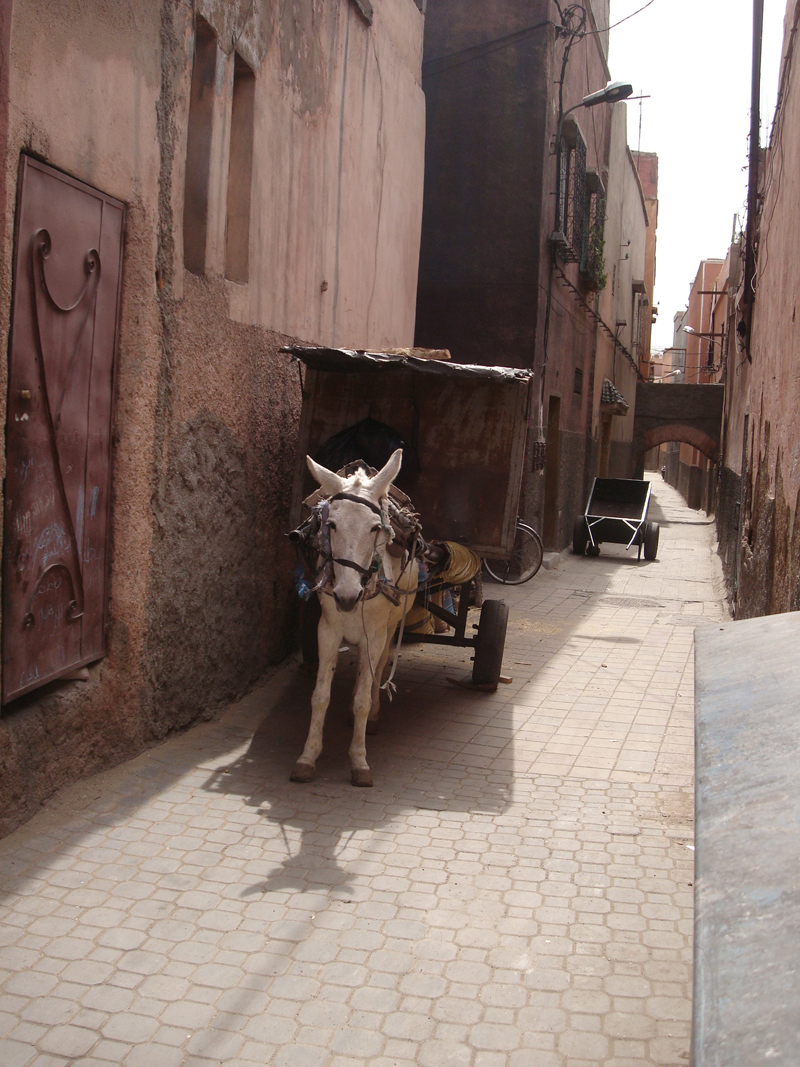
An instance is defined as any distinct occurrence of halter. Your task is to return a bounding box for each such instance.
[296,490,418,605]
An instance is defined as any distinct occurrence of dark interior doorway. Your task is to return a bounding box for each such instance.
[543,395,561,547]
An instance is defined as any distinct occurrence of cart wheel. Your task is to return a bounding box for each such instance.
[572,516,589,555]
[586,544,601,557]
[644,521,660,560]
[301,596,321,665]
[472,600,509,687]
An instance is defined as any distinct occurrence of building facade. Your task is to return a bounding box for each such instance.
[0,0,426,833]
[415,0,651,548]
[672,259,724,510]
[717,0,800,618]
[592,110,651,480]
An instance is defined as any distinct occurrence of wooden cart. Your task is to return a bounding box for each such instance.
[286,347,533,688]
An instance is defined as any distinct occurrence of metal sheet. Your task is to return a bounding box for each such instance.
[694,613,800,1067]
[285,345,533,383]
[289,351,531,555]
[3,157,124,703]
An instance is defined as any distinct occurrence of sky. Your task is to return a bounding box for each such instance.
[607,0,787,349]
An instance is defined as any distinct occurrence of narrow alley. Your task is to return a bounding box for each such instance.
[0,474,727,1067]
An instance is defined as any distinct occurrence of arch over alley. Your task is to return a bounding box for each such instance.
[633,383,724,464]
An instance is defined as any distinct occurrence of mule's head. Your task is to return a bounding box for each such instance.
[306,449,402,612]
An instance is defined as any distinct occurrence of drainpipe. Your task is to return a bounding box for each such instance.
[742,0,764,360]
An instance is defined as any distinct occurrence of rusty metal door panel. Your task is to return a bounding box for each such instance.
[291,367,529,556]
[3,157,124,703]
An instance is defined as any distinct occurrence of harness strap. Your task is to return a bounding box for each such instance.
[330,492,383,516]
[331,556,378,578]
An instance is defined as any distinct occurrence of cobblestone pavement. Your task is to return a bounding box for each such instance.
[0,475,728,1067]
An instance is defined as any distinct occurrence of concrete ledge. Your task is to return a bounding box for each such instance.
[694,612,800,1066]
[541,551,564,570]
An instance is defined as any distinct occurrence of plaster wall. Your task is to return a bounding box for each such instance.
[734,0,800,617]
[679,260,722,471]
[415,0,551,367]
[591,105,648,468]
[0,0,426,834]
[636,151,658,371]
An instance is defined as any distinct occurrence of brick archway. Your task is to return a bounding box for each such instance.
[633,383,723,469]
[636,422,720,462]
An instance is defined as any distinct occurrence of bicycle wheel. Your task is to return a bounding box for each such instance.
[484,522,544,584]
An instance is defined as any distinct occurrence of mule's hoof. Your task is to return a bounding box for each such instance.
[290,761,315,783]
[366,719,380,736]
[351,768,373,787]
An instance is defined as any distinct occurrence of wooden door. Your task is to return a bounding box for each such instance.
[3,157,124,703]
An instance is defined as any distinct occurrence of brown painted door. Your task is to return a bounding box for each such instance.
[3,157,124,703]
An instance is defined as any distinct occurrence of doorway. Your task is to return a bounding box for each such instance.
[3,157,125,703]
[543,395,561,547]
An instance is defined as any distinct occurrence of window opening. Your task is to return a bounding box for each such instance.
[225,52,255,284]
[557,119,587,263]
[183,16,217,276]
[581,171,606,291]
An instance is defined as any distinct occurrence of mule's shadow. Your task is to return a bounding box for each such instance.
[201,650,515,901]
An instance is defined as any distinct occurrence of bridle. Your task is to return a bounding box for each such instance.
[309,492,399,603]
[326,493,386,586]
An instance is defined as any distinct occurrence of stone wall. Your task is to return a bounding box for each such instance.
[0,0,425,834]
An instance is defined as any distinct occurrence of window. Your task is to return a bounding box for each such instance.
[632,282,646,357]
[557,118,587,263]
[581,171,606,290]
[225,53,255,284]
[183,17,217,276]
[574,367,584,395]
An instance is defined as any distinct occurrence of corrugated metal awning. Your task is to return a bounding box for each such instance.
[283,346,533,384]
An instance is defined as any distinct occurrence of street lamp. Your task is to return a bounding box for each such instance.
[556,81,633,160]
[682,326,725,375]
[682,326,724,339]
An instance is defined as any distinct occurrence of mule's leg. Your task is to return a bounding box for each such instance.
[349,635,383,787]
[291,620,339,783]
[366,628,395,735]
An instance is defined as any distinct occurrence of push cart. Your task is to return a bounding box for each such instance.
[285,346,533,689]
[572,477,659,560]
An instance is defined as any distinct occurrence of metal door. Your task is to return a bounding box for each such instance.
[3,157,124,703]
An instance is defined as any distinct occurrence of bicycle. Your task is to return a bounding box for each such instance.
[483,519,544,584]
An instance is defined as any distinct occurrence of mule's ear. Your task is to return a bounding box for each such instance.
[370,448,403,500]
[307,455,345,497]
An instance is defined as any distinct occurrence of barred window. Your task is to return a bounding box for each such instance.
[557,118,587,263]
[581,171,606,289]
[632,282,647,357]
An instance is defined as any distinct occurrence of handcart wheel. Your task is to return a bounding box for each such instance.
[644,521,660,560]
[572,516,589,555]
[472,599,509,687]
[586,544,601,557]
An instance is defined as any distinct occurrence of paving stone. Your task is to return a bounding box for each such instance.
[38,1024,98,1057]
[0,1039,36,1067]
